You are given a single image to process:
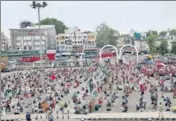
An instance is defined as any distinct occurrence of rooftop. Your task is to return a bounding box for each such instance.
[9,25,55,30]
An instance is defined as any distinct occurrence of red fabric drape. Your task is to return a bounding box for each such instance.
[46,53,55,61]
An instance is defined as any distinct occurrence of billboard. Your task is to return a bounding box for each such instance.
[88,33,96,41]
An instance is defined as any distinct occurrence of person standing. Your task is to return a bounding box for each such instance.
[158,102,164,118]
[48,110,54,121]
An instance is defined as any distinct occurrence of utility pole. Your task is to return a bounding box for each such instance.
[74,29,76,55]
[30,1,47,86]
[74,28,77,65]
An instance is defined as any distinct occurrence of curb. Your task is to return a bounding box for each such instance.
[2,118,176,121]
[85,118,176,120]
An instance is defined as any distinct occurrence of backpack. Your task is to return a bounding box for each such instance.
[48,115,54,121]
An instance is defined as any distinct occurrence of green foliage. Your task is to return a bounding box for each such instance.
[169,29,176,36]
[171,41,176,54]
[159,31,167,37]
[96,23,119,47]
[145,35,157,54]
[158,40,168,55]
[36,18,67,34]
[146,31,158,37]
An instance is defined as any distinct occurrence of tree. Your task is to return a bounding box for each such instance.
[20,21,33,28]
[171,41,176,54]
[36,18,67,34]
[146,30,158,37]
[152,31,158,36]
[159,31,167,37]
[145,35,157,54]
[158,40,168,55]
[96,23,119,48]
[169,29,176,36]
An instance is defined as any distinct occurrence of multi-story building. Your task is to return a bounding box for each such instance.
[56,28,96,53]
[118,32,148,52]
[0,32,9,51]
[10,25,56,51]
[157,29,176,51]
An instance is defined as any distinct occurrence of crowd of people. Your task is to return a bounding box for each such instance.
[1,56,176,121]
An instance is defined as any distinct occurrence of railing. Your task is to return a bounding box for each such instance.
[14,61,91,70]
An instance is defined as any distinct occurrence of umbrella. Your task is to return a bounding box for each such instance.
[145,55,153,59]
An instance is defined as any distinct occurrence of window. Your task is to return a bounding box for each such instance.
[35,46,40,50]
[65,40,72,45]
[43,47,46,50]
[42,36,46,40]
[16,36,21,40]
[24,42,27,46]
[16,42,21,46]
[34,36,40,40]
[28,41,32,45]
[59,36,64,40]
[60,42,65,44]
[72,41,75,44]
[35,42,40,46]
[26,36,31,40]
[60,46,65,49]
[42,41,45,45]
[76,35,79,39]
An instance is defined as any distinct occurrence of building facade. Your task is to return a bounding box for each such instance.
[56,28,96,53]
[10,25,56,51]
[157,30,176,51]
[1,32,9,51]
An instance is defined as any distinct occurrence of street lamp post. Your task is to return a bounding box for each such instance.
[30,1,47,86]
[74,29,77,65]
[74,29,76,55]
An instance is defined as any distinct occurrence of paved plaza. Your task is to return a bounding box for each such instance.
[1,55,176,121]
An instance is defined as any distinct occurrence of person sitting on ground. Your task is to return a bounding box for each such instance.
[26,112,31,121]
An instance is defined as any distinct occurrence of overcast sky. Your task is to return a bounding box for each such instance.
[1,1,176,37]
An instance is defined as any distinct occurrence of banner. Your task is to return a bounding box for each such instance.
[46,50,56,61]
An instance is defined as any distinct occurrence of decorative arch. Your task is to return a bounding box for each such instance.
[119,44,139,62]
[99,44,118,63]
